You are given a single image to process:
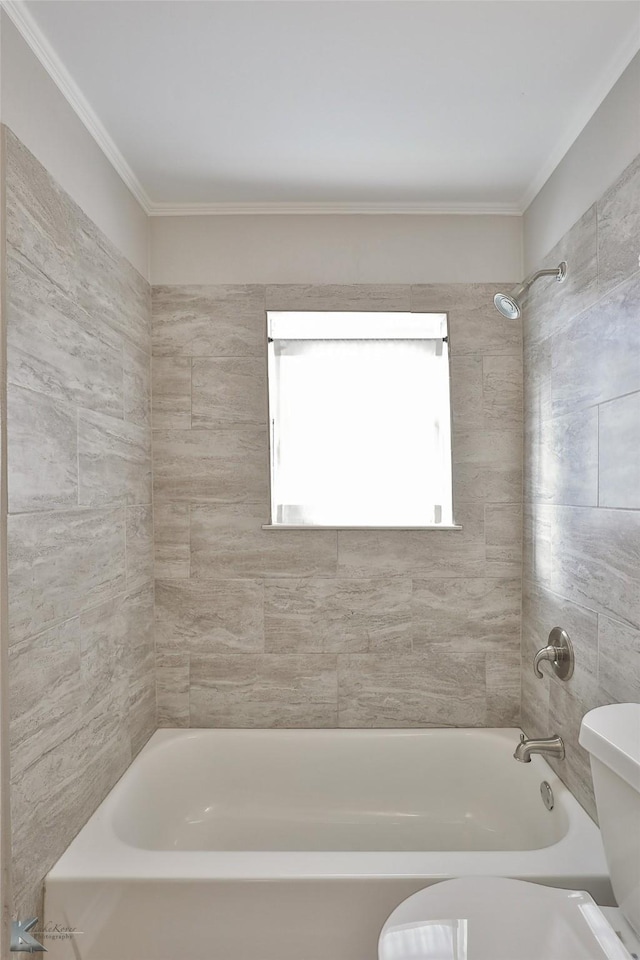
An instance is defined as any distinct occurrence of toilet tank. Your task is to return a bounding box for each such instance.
[580,703,640,936]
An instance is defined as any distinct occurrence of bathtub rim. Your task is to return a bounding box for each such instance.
[46,727,610,887]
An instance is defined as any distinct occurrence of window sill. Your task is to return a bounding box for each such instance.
[261,524,463,531]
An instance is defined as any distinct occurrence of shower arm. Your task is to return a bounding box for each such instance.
[512,264,567,301]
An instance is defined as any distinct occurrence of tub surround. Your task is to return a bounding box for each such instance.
[152,283,523,729]
[4,128,155,919]
[521,151,640,820]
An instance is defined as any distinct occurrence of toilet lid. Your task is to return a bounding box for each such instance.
[378,877,633,960]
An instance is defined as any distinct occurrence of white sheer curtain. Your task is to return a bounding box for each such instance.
[269,333,452,526]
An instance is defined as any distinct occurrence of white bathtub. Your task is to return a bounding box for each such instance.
[44,728,611,960]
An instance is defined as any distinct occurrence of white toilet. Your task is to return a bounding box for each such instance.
[379,703,640,960]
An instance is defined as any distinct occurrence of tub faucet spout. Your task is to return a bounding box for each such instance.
[513,733,565,763]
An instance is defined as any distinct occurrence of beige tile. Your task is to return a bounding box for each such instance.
[264,579,411,654]
[412,578,520,648]
[192,358,267,426]
[5,129,78,299]
[7,385,78,514]
[485,504,522,563]
[76,207,151,354]
[8,507,126,643]
[154,502,190,578]
[599,391,640,509]
[190,654,338,727]
[153,426,268,502]
[338,651,486,727]
[452,428,522,503]
[336,503,485,578]
[191,503,337,577]
[124,344,151,428]
[527,409,598,507]
[156,579,264,653]
[7,247,123,417]
[486,651,521,726]
[126,504,154,590]
[411,284,523,355]
[526,205,598,342]
[152,357,191,429]
[157,656,190,727]
[152,284,266,357]
[78,409,152,507]
[597,154,640,296]
[482,355,523,425]
[523,501,554,589]
[9,619,81,778]
[598,615,640,704]
[450,356,484,429]
[266,284,411,311]
[79,596,127,714]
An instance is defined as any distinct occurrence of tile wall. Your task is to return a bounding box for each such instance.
[521,153,640,819]
[4,129,155,917]
[152,282,523,728]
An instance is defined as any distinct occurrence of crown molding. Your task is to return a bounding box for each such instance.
[519,29,640,212]
[147,200,523,217]
[4,0,637,220]
[1,0,154,213]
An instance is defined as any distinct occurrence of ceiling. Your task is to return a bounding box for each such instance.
[12,0,640,213]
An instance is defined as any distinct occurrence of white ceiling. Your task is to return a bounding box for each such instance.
[13,0,640,213]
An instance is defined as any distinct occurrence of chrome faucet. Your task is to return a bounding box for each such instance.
[513,733,565,763]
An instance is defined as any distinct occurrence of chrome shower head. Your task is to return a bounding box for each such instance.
[493,261,567,319]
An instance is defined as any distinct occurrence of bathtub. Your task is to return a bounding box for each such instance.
[44,728,611,960]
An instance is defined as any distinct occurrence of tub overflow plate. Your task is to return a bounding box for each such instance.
[540,780,554,811]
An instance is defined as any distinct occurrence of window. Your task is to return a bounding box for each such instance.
[266,311,454,527]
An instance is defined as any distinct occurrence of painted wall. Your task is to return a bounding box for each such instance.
[524,51,640,272]
[521,151,640,820]
[152,282,522,728]
[150,214,523,286]
[5,130,155,921]
[0,13,149,279]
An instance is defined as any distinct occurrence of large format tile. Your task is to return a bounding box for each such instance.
[598,154,640,296]
[7,386,78,514]
[190,654,338,727]
[153,426,268,502]
[192,358,267,426]
[599,391,640,509]
[597,615,640,704]
[7,248,123,417]
[153,502,190,578]
[449,356,484,429]
[152,357,191,429]
[482,355,523,425]
[5,130,78,298]
[8,507,126,643]
[9,618,81,778]
[412,578,520,649]
[152,285,266,357]
[551,506,640,630]
[157,656,190,727]
[338,651,486,727]
[452,428,522,503]
[525,204,598,342]
[523,502,554,588]
[551,272,640,416]
[264,578,411,654]
[124,345,151,428]
[486,651,521,726]
[336,504,486,578]
[76,208,150,354]
[527,409,598,507]
[79,596,128,716]
[410,284,523,356]
[126,504,154,590]
[78,409,152,507]
[484,504,522,564]
[191,503,337,577]
[155,579,264,653]
[266,284,411,312]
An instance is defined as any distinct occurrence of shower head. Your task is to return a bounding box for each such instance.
[494,261,567,319]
